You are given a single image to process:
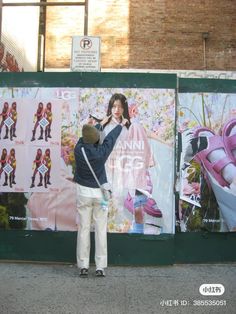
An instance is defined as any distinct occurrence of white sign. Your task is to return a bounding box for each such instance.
[71,36,101,72]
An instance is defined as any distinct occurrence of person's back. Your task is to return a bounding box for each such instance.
[73,119,128,278]
[74,123,123,188]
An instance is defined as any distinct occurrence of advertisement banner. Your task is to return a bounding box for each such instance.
[0,99,62,193]
[0,87,175,234]
[177,92,236,232]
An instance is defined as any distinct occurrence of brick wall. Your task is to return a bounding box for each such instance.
[45,0,236,70]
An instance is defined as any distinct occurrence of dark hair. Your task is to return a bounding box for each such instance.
[45,148,51,155]
[46,102,52,109]
[104,93,131,129]
[1,148,7,157]
[38,102,43,109]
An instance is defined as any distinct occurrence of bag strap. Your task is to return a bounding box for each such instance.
[81,147,102,189]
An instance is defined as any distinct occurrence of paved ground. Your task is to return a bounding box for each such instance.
[0,262,235,314]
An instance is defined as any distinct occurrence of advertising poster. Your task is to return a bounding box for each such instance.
[0,87,176,234]
[177,92,236,232]
[0,98,62,193]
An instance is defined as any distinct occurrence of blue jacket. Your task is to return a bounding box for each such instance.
[73,124,122,188]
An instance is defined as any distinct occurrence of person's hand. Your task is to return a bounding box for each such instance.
[121,115,129,126]
[100,114,112,126]
[87,115,97,125]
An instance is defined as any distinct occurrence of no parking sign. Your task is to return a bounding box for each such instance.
[71,36,101,72]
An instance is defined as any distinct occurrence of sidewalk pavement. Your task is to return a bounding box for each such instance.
[0,262,235,314]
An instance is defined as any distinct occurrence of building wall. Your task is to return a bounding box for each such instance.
[45,0,236,71]
[45,3,84,69]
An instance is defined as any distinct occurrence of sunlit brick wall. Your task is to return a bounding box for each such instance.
[45,0,236,70]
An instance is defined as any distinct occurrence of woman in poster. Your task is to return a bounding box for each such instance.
[31,102,44,141]
[9,102,17,141]
[8,148,16,188]
[30,148,43,188]
[0,101,10,140]
[43,148,52,188]
[97,93,162,234]
[44,102,53,142]
[0,148,8,186]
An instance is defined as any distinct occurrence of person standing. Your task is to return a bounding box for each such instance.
[74,116,128,277]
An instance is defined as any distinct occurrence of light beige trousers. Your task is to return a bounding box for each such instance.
[76,195,108,269]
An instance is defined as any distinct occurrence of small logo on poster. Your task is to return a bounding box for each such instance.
[38,164,48,175]
[4,116,14,127]
[39,117,49,128]
[3,163,13,174]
